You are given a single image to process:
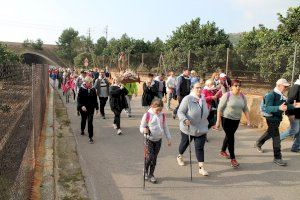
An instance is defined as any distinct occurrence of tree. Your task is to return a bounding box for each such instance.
[0,43,20,65]
[278,6,300,44]
[165,18,231,72]
[56,28,79,64]
[31,38,43,50]
[74,52,93,69]
[95,37,107,56]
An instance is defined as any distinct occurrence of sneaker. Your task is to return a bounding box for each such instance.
[113,124,117,129]
[89,138,94,144]
[254,143,264,153]
[199,167,209,176]
[273,159,287,166]
[231,159,239,168]
[102,115,106,119]
[177,155,185,166]
[149,175,157,184]
[117,129,122,135]
[128,114,132,118]
[81,131,85,136]
[291,149,300,153]
[219,151,230,159]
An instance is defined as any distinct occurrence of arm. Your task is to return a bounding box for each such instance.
[93,89,99,110]
[215,94,227,128]
[264,93,281,113]
[133,83,138,95]
[176,76,182,96]
[177,96,189,123]
[139,113,148,134]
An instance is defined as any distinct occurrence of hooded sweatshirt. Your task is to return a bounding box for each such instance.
[140,108,171,141]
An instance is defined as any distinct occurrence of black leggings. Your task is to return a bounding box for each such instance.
[113,110,121,129]
[178,132,206,162]
[221,117,240,159]
[80,110,94,138]
[144,139,162,176]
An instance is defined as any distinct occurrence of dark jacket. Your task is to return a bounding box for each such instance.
[286,81,300,119]
[176,75,191,97]
[109,85,128,112]
[94,77,110,97]
[142,82,158,107]
[77,86,99,113]
[264,90,294,122]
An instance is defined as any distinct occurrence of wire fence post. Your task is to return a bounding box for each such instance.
[187,50,191,70]
[141,53,144,68]
[226,48,229,75]
[291,43,297,86]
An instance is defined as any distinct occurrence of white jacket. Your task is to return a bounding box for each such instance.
[139,108,171,141]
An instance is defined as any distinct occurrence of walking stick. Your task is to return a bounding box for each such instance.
[143,136,147,189]
[188,125,192,181]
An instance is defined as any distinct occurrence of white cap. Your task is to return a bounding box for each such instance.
[219,73,226,78]
[276,78,290,86]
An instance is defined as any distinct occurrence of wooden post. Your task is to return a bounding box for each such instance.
[188,50,191,70]
[225,48,229,75]
[291,43,297,86]
[141,53,144,68]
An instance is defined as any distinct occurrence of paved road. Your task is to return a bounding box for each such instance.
[62,95,300,200]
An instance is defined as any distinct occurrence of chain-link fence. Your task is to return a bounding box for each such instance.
[93,44,299,87]
[0,64,48,200]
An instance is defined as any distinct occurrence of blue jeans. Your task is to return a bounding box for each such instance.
[280,119,300,150]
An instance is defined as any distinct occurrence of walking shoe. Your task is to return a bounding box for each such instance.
[113,124,117,129]
[117,129,122,135]
[149,175,157,184]
[231,159,239,168]
[89,138,94,144]
[219,151,230,159]
[102,115,106,119]
[273,159,287,166]
[254,142,264,153]
[199,167,209,176]
[291,149,300,153]
[177,155,185,166]
[128,114,132,118]
[81,131,85,136]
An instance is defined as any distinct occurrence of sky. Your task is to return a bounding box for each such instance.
[0,0,299,44]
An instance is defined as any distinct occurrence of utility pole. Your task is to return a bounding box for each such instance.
[104,25,108,40]
[88,27,91,39]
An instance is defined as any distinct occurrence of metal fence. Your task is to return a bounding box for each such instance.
[92,44,299,87]
[0,64,48,200]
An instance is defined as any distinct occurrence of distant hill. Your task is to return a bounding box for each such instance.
[228,33,243,46]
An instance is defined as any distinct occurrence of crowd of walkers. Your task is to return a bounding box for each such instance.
[49,66,300,184]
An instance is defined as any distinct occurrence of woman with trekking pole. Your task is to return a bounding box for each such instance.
[176,82,210,177]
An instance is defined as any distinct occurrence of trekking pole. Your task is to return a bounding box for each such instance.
[143,135,147,189]
[188,125,192,181]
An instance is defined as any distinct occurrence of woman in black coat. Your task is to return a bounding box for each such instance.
[142,73,158,109]
[109,78,128,135]
[77,76,99,144]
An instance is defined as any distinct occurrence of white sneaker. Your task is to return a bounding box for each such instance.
[177,155,185,166]
[113,124,117,129]
[117,129,122,135]
[199,167,209,176]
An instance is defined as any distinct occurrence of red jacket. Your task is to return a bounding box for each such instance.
[202,88,222,110]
